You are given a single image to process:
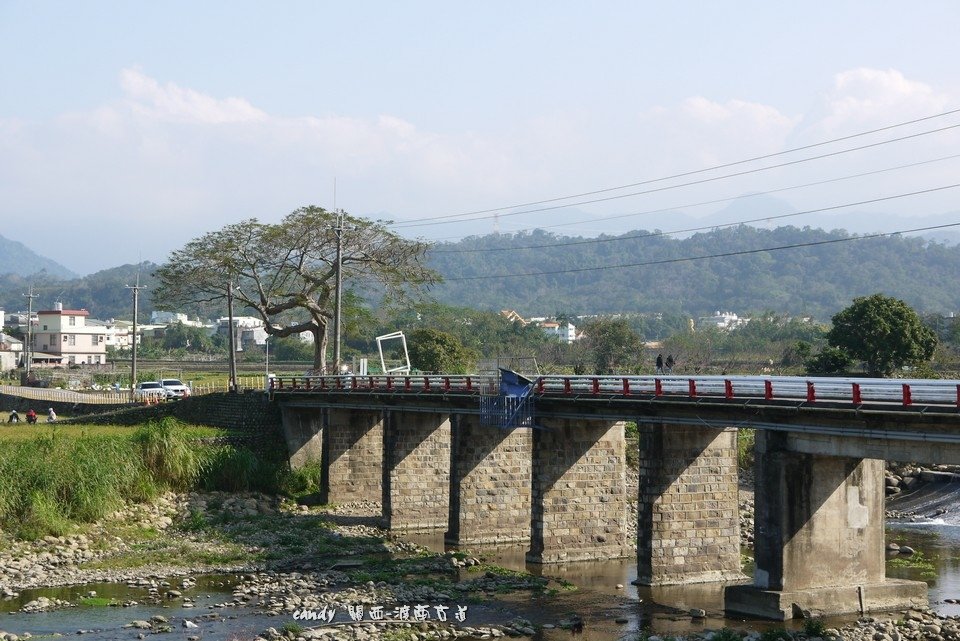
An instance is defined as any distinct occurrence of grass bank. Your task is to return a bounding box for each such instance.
[0,417,318,540]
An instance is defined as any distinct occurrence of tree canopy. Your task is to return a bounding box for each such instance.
[152,207,439,371]
[580,317,642,374]
[407,328,477,374]
[827,293,937,376]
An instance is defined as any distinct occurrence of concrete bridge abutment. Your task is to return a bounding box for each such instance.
[383,411,451,531]
[636,422,743,585]
[446,414,532,545]
[725,430,926,620]
[527,418,629,563]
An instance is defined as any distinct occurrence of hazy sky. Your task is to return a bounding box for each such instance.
[2,1,959,275]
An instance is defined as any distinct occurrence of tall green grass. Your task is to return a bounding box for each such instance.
[0,417,295,540]
[132,417,202,490]
[0,428,159,539]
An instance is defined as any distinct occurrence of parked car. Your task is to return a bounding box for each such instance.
[161,378,190,399]
[134,381,167,401]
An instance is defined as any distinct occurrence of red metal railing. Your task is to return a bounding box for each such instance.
[268,374,960,409]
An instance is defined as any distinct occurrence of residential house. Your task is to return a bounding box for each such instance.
[500,310,529,326]
[539,320,578,344]
[218,316,268,349]
[0,331,22,371]
[32,304,107,366]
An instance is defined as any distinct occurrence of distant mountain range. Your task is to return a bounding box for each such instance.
[0,234,77,280]
[3,218,960,323]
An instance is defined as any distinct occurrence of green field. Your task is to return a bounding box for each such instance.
[0,416,226,440]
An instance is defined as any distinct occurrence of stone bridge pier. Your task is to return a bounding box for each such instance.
[636,422,743,585]
[725,430,927,620]
[382,411,452,531]
[446,414,532,545]
[323,408,384,503]
[527,417,629,563]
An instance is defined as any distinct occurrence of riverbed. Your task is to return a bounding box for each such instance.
[1,486,959,641]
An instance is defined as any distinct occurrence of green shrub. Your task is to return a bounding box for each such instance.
[759,627,792,641]
[200,446,260,492]
[712,629,743,641]
[802,618,827,637]
[283,460,323,496]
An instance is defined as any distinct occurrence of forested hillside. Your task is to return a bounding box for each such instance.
[3,225,959,323]
[426,225,960,320]
[0,263,160,320]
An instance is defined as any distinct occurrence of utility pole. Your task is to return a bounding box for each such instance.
[333,209,344,374]
[22,286,37,381]
[125,274,145,402]
[227,281,238,393]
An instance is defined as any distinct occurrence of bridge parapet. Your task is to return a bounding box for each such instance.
[271,374,960,412]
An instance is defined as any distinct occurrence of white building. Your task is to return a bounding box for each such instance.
[0,331,22,371]
[32,304,107,366]
[218,316,268,348]
[88,318,137,349]
[151,311,206,327]
[697,311,749,331]
[539,321,578,344]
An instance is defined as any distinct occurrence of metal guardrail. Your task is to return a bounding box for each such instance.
[269,374,960,409]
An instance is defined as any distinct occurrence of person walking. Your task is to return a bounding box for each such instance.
[655,353,664,374]
[665,354,675,373]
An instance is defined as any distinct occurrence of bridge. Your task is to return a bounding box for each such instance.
[270,372,960,620]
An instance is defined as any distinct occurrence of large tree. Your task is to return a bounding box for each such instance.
[407,328,477,374]
[580,317,642,374]
[827,293,937,376]
[153,207,439,371]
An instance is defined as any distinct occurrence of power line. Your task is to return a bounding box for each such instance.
[390,108,960,227]
[392,122,960,229]
[442,221,960,282]
[430,157,960,252]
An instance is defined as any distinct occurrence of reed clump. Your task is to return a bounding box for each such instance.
[0,417,292,540]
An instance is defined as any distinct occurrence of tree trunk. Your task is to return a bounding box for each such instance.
[309,318,333,373]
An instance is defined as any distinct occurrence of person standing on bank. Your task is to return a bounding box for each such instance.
[655,353,664,374]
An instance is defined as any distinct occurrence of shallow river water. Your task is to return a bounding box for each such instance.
[4,515,960,641]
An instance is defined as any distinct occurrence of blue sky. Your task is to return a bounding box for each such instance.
[2,1,959,274]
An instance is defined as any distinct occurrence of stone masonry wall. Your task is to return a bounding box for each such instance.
[636,423,742,585]
[527,418,628,563]
[384,411,450,531]
[447,414,531,545]
[324,408,384,503]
